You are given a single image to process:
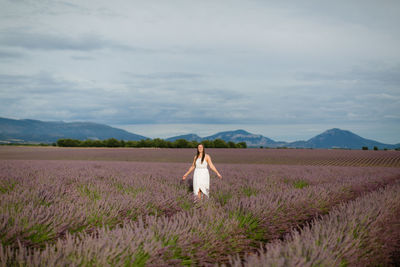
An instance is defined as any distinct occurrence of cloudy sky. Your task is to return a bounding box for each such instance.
[1,0,399,143]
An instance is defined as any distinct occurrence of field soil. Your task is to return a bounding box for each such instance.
[1,146,399,167]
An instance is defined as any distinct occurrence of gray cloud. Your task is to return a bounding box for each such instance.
[1,67,399,129]
[0,72,76,94]
[0,71,250,125]
[0,49,24,59]
[0,31,107,51]
[70,55,95,61]
[0,30,180,55]
[123,72,204,80]
[296,65,400,85]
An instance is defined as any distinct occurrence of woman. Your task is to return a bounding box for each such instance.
[182,143,222,200]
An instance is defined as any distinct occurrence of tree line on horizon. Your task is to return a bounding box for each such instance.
[56,138,247,148]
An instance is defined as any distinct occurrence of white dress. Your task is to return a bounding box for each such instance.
[193,157,210,197]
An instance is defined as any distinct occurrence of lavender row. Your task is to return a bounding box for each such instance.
[1,201,249,266]
[0,160,193,249]
[228,181,400,267]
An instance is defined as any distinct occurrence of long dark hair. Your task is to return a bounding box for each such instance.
[195,144,205,166]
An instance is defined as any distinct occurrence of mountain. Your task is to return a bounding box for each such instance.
[166,128,398,149]
[1,117,398,149]
[286,128,398,150]
[165,129,289,147]
[165,134,202,142]
[0,117,148,143]
[202,129,287,147]
[165,129,287,147]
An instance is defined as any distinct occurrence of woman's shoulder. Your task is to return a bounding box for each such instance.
[205,153,211,159]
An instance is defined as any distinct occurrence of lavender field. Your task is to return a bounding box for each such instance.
[1,147,400,266]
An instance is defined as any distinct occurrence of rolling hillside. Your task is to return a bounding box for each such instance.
[0,117,148,143]
[0,117,398,149]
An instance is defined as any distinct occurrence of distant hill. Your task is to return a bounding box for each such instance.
[0,117,148,143]
[286,128,397,150]
[165,134,202,142]
[167,128,398,149]
[1,117,398,149]
[202,129,287,147]
[165,129,288,147]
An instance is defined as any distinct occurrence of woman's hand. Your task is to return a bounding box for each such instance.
[182,174,187,180]
[217,173,222,179]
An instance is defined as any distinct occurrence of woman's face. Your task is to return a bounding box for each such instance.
[197,144,204,153]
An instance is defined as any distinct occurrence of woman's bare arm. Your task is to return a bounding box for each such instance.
[182,156,196,180]
[206,155,222,179]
